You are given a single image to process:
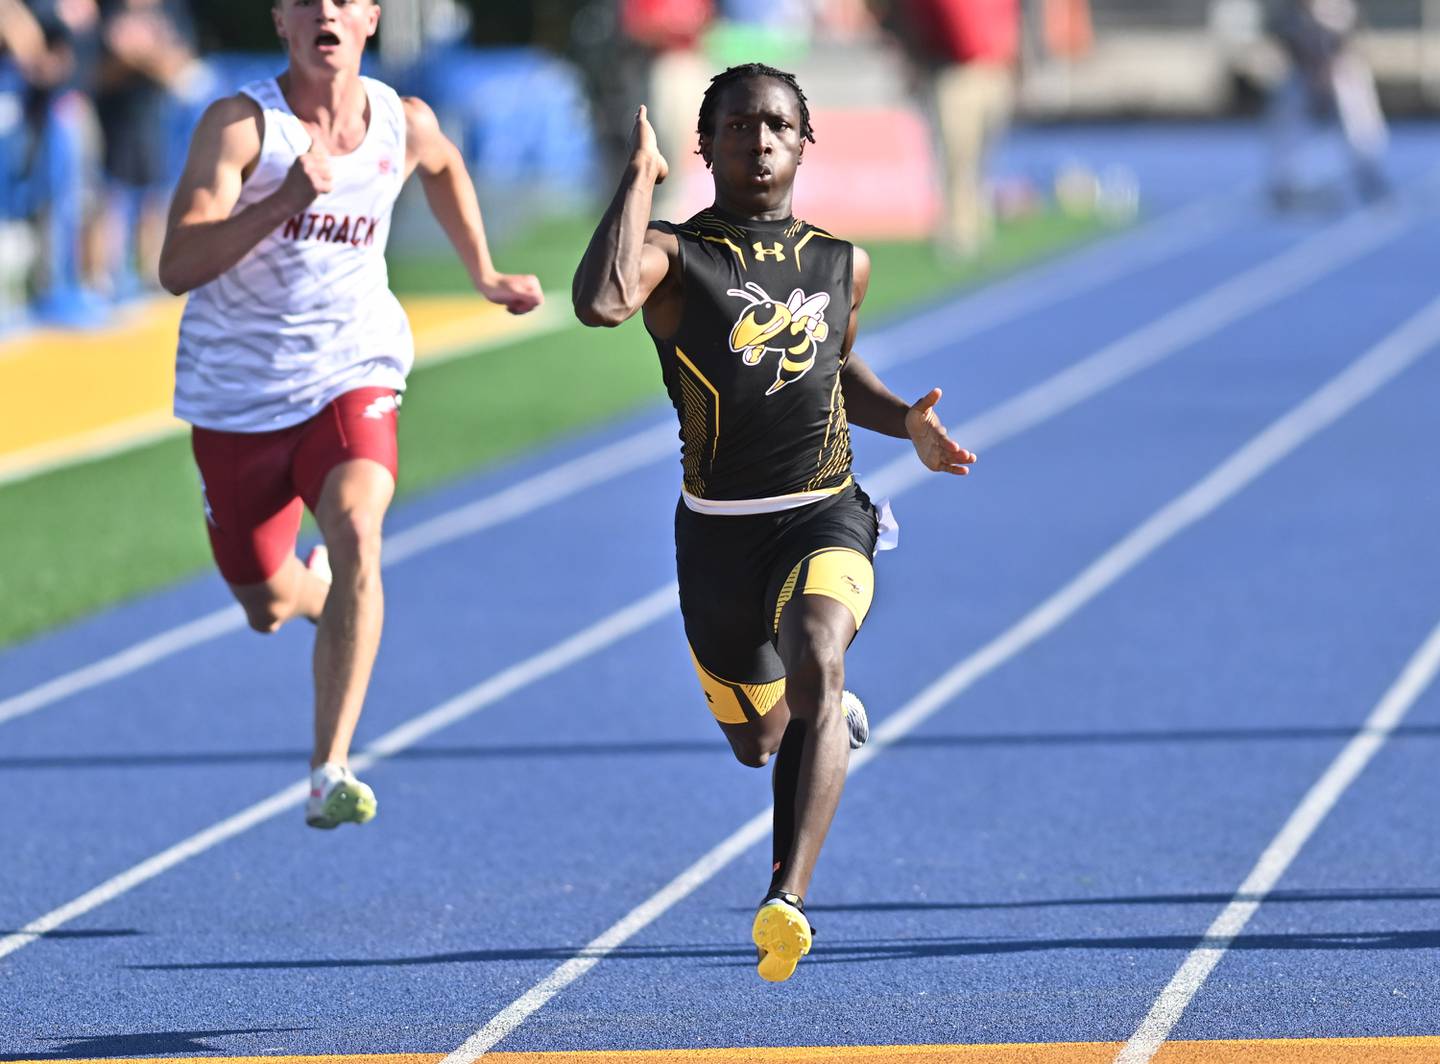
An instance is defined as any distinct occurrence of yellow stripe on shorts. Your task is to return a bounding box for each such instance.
[773,547,875,634]
[689,646,786,725]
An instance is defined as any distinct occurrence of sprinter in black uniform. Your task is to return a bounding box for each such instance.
[573,63,976,983]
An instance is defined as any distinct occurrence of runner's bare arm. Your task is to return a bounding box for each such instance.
[573,105,679,330]
[839,246,976,474]
[837,247,905,433]
[159,94,331,295]
[403,96,542,315]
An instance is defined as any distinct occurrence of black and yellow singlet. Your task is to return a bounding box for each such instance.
[651,208,880,721]
[648,207,855,506]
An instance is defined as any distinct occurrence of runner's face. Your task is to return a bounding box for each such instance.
[701,77,804,216]
[273,0,378,74]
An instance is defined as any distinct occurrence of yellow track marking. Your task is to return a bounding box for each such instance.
[28,1037,1440,1064]
[0,293,560,483]
[4,300,184,458]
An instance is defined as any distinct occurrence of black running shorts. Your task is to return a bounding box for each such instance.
[675,482,879,725]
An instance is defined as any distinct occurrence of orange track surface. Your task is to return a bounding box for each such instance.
[32,1036,1440,1064]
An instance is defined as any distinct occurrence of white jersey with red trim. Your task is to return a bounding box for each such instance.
[174,75,412,433]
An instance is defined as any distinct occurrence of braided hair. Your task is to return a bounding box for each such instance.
[695,63,816,149]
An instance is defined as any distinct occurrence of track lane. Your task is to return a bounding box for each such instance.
[1,201,1343,926]
[5,145,1434,1059]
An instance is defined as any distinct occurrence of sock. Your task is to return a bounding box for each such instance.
[763,889,805,910]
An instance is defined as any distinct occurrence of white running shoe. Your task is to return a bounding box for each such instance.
[842,690,868,750]
[305,762,377,829]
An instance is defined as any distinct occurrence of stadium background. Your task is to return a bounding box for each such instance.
[3,0,1434,644]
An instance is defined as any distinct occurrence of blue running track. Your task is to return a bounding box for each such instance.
[3,125,1440,1063]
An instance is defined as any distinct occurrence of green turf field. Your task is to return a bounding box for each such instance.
[0,210,1103,647]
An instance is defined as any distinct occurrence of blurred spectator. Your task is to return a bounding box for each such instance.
[716,0,808,26]
[1038,0,1089,60]
[1267,0,1388,207]
[881,0,1020,257]
[97,0,196,297]
[618,0,713,219]
[0,0,49,325]
[1,0,51,78]
[15,0,104,322]
[812,0,881,40]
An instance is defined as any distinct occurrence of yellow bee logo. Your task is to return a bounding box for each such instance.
[725,281,831,396]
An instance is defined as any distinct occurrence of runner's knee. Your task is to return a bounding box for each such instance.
[782,642,844,719]
[243,607,285,634]
[729,734,778,768]
[238,591,290,634]
[320,508,383,570]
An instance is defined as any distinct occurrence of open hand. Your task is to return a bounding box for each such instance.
[905,387,977,475]
[629,104,669,185]
[480,272,544,315]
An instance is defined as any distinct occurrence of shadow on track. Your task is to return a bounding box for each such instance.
[9,725,1440,772]
[0,929,139,940]
[0,738,731,771]
[805,888,1440,913]
[127,920,1440,975]
[0,1028,307,1060]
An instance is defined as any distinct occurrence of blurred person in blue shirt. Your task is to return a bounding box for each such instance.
[1,0,57,80]
[22,0,99,97]
[97,0,196,295]
[0,0,54,318]
[19,0,107,318]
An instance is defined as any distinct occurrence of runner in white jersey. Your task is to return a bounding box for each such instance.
[158,0,543,830]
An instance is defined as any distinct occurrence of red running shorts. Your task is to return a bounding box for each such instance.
[190,387,400,585]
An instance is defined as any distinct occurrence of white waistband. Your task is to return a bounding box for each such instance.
[681,480,850,517]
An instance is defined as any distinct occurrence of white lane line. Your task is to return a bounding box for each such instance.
[445,808,775,1063]
[0,199,1236,729]
[440,290,1440,1062]
[0,607,248,730]
[861,203,1407,500]
[1,207,1428,971]
[0,425,677,729]
[0,585,679,963]
[380,422,677,566]
[862,196,1236,373]
[0,205,1259,959]
[1114,619,1440,1064]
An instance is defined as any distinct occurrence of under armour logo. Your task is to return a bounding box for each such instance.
[753,241,786,262]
